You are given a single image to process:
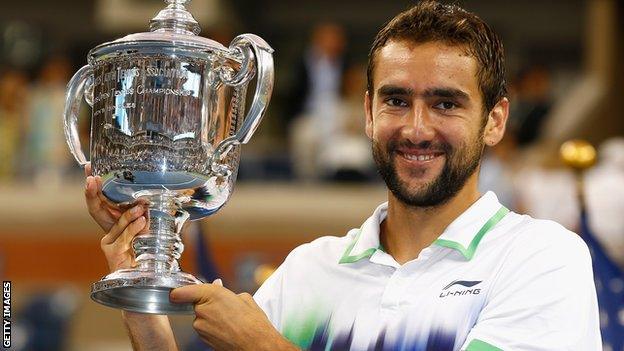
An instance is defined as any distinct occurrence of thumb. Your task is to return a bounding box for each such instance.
[170,284,216,304]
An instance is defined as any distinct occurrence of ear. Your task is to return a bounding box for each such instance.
[365,90,373,139]
[483,97,509,147]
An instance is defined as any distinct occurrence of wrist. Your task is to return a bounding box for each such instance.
[273,336,300,351]
[121,311,178,351]
[122,310,169,326]
[248,328,298,351]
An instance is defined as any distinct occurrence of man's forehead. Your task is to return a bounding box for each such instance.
[372,40,480,96]
[383,38,471,54]
[375,40,476,73]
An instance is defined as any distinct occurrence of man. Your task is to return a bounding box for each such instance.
[85,1,601,350]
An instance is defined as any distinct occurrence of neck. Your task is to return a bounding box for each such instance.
[380,174,481,265]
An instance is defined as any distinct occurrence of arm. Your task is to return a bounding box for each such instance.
[85,166,179,351]
[122,312,177,351]
[461,227,601,351]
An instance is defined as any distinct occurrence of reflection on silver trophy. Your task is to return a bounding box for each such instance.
[63,0,274,314]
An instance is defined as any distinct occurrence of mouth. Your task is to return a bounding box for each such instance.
[396,150,445,164]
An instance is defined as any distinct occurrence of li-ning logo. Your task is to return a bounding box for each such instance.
[439,280,482,298]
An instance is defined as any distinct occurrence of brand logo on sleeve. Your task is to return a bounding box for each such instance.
[439,280,482,298]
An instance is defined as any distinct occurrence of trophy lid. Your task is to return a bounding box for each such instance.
[149,0,201,35]
[89,0,228,62]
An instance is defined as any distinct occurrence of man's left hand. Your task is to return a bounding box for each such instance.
[170,282,299,351]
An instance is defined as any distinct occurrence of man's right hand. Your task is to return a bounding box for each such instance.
[85,163,149,272]
[85,163,178,351]
[99,204,148,272]
[85,162,123,233]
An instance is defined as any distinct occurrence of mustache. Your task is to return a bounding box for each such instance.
[387,139,451,154]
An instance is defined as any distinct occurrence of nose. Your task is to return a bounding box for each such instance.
[401,102,435,144]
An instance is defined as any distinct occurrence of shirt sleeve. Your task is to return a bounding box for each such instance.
[461,226,602,351]
[253,259,288,330]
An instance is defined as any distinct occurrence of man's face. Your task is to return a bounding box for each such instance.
[365,40,500,207]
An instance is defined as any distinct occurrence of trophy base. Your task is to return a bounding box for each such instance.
[91,269,203,314]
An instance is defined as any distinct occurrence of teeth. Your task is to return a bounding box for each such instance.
[402,153,436,161]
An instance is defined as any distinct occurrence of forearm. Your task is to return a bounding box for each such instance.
[265,337,301,351]
[122,311,178,351]
[246,326,300,351]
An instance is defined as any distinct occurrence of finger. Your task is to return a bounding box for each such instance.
[101,215,145,247]
[130,255,139,268]
[85,162,92,177]
[101,206,146,245]
[85,177,122,230]
[170,284,219,304]
[85,176,109,218]
[94,176,122,217]
[85,176,104,210]
[115,215,148,248]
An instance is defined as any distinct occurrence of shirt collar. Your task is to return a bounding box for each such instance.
[433,192,508,260]
[338,191,508,264]
[338,202,387,264]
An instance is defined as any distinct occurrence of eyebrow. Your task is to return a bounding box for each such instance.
[423,87,470,101]
[376,85,470,102]
[377,85,414,97]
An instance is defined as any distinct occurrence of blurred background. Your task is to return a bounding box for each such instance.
[0,0,623,350]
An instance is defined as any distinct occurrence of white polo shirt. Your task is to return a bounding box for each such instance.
[254,192,601,350]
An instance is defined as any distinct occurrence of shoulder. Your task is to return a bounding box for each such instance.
[487,213,592,285]
[505,213,589,259]
[471,214,600,350]
[253,229,358,308]
[282,229,359,267]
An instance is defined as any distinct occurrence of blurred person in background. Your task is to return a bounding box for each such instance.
[505,64,580,230]
[509,135,624,265]
[0,68,28,181]
[287,22,347,122]
[585,137,624,269]
[287,22,349,181]
[512,148,581,231]
[478,132,520,210]
[82,2,601,350]
[26,54,72,187]
[507,64,553,148]
[319,63,376,182]
[12,287,79,351]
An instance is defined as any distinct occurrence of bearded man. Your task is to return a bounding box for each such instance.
[85,1,601,350]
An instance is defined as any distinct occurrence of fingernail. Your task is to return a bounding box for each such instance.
[131,206,141,214]
[213,279,223,286]
[85,176,92,190]
[169,289,178,301]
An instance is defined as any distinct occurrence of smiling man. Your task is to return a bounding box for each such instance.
[85,1,601,350]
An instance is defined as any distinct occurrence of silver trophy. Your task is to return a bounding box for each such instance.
[63,0,273,314]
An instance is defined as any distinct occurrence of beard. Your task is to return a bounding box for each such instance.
[372,134,484,208]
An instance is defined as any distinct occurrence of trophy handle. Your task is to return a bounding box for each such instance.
[211,34,274,173]
[63,64,94,167]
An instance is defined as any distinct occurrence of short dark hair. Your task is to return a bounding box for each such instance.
[366,1,507,113]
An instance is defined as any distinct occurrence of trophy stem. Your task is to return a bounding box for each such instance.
[133,192,188,273]
[90,191,202,314]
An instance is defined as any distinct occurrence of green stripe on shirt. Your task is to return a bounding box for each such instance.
[466,339,503,351]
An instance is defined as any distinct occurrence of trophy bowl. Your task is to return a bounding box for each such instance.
[63,0,273,314]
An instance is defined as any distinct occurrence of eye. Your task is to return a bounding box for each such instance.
[385,97,408,107]
[434,101,457,110]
